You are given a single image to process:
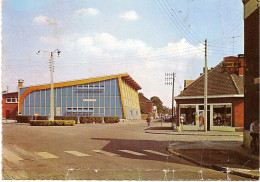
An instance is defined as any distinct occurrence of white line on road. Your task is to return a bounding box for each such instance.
[119,150,146,156]
[64,151,90,157]
[143,150,170,157]
[92,150,119,156]
[35,152,59,159]
[3,152,24,162]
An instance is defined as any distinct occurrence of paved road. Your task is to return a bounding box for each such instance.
[2,120,249,180]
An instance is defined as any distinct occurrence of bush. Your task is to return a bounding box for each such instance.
[30,120,75,126]
[33,116,49,120]
[80,116,102,124]
[104,116,120,123]
[16,115,32,123]
[54,116,78,124]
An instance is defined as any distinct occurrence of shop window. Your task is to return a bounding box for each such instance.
[6,97,18,103]
[213,105,232,126]
[180,105,196,125]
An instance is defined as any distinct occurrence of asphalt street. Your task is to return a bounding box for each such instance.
[2,119,250,180]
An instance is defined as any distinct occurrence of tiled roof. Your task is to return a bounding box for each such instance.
[178,62,244,97]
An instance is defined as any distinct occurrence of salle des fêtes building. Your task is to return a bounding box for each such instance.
[18,73,142,120]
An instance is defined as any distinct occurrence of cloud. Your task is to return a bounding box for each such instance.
[74,8,100,16]
[119,10,139,21]
[32,15,57,25]
[38,33,204,107]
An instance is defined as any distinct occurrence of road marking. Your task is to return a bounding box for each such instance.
[119,150,146,156]
[64,151,90,157]
[143,150,170,157]
[3,153,24,162]
[35,152,59,159]
[92,150,119,156]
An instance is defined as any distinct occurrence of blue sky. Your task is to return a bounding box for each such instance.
[2,0,244,107]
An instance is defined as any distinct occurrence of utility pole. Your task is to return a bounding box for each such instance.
[37,49,60,121]
[165,72,176,127]
[204,39,208,132]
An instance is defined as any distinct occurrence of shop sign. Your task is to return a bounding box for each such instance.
[222,56,241,73]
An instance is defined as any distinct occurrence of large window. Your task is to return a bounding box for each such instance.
[6,97,18,103]
[180,105,196,125]
[213,105,232,126]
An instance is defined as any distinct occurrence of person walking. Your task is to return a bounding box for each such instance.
[146,113,151,126]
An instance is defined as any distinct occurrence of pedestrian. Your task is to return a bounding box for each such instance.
[146,113,151,126]
[250,119,259,153]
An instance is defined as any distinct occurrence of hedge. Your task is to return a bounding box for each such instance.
[104,116,120,123]
[80,116,102,124]
[30,120,75,126]
[16,115,32,123]
[33,116,49,120]
[54,116,78,123]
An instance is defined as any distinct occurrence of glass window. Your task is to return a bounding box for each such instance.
[89,101,93,107]
[40,91,45,107]
[105,80,110,86]
[116,96,122,108]
[35,91,40,107]
[105,97,110,108]
[116,108,123,118]
[105,86,110,96]
[67,87,72,96]
[62,87,67,96]
[100,108,104,114]
[73,96,77,107]
[115,86,120,96]
[111,79,116,85]
[56,94,61,107]
[6,98,12,103]
[94,98,99,107]
[213,105,232,126]
[94,108,99,115]
[105,108,111,116]
[99,96,105,107]
[67,96,72,106]
[24,96,29,107]
[62,96,66,107]
[111,97,116,108]
[30,93,34,107]
[199,105,210,110]
[111,86,116,96]
[180,105,196,125]
[40,107,45,116]
[111,108,116,116]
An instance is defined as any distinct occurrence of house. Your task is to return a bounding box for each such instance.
[175,56,244,131]
[2,92,18,119]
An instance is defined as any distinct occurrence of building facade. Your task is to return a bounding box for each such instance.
[2,92,18,119]
[18,74,141,120]
[242,0,259,147]
[175,57,244,131]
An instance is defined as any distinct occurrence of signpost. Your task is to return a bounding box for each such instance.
[34,112,38,120]
[222,56,241,73]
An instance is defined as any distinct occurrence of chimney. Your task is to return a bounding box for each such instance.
[184,80,194,88]
[238,54,244,76]
[18,79,24,87]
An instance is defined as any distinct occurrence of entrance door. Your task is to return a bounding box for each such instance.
[6,109,10,119]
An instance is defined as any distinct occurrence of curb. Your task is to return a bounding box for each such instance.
[166,146,259,180]
[145,130,242,137]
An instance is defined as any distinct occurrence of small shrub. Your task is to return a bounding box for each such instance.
[33,116,48,120]
[104,116,120,123]
[54,116,78,123]
[29,120,75,126]
[16,115,32,123]
[80,116,102,124]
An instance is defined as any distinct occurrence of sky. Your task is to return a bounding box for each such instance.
[2,0,244,107]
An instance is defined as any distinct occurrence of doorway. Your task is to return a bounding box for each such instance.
[6,109,10,119]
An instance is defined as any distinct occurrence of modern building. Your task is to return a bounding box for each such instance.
[242,0,259,147]
[18,73,142,120]
[175,56,244,131]
[2,92,18,119]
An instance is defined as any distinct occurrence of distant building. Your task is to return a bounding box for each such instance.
[18,73,142,120]
[242,0,259,147]
[175,56,244,131]
[2,92,18,119]
[139,93,153,114]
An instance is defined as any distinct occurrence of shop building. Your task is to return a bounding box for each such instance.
[2,92,18,119]
[18,73,142,120]
[175,57,244,131]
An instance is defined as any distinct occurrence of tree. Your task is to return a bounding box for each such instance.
[150,96,164,114]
